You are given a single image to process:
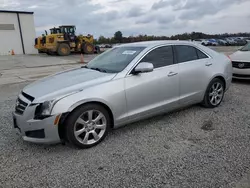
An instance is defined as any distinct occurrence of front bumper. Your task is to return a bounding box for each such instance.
[13,101,61,144]
[233,68,250,80]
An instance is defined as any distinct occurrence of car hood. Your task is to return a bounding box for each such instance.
[230,51,250,62]
[23,67,116,102]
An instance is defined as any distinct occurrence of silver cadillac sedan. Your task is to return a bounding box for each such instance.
[13,41,232,148]
[230,42,250,79]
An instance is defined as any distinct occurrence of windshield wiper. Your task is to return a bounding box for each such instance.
[81,65,107,73]
[90,67,107,73]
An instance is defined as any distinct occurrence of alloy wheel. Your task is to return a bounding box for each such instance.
[209,82,224,106]
[74,110,107,145]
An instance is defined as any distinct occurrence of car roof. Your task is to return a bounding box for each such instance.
[117,40,219,58]
[118,40,199,48]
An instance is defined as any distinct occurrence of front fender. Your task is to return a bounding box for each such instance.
[50,78,127,125]
[68,98,113,112]
[51,93,113,115]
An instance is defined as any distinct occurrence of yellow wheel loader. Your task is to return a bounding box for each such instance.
[34,27,61,53]
[34,35,46,53]
[44,25,99,56]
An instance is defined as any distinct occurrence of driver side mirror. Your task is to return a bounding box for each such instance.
[133,62,154,74]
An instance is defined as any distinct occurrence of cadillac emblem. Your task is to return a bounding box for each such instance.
[238,63,245,68]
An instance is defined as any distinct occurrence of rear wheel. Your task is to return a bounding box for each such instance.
[57,43,70,56]
[202,78,225,108]
[82,42,95,54]
[65,104,111,149]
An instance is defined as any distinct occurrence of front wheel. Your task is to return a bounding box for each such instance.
[82,42,95,54]
[202,78,225,108]
[57,43,70,56]
[65,104,111,149]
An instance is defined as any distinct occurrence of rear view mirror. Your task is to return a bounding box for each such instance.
[134,62,154,74]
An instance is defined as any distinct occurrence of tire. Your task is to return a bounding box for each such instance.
[202,78,225,108]
[65,104,111,149]
[57,43,70,56]
[83,42,95,54]
[95,46,101,54]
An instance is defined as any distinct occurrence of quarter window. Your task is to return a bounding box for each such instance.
[175,45,198,63]
[140,46,174,68]
[197,49,209,59]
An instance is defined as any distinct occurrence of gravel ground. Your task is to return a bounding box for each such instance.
[0,79,250,188]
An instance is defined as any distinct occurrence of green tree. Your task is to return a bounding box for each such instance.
[114,31,123,43]
[98,35,107,44]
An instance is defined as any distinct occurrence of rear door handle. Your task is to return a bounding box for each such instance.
[168,71,178,77]
[205,62,212,66]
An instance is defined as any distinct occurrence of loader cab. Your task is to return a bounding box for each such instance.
[59,25,76,42]
[50,27,61,34]
[59,25,76,34]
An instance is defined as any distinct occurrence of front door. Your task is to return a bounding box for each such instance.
[124,45,179,121]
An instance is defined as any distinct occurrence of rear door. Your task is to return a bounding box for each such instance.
[174,45,211,104]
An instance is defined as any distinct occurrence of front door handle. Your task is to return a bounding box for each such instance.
[205,62,212,66]
[168,71,178,77]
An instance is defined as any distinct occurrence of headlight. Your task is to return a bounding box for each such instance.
[40,100,55,116]
[35,100,56,119]
[33,91,81,119]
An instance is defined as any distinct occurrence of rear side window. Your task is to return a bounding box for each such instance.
[196,49,209,59]
[175,45,198,63]
[140,46,174,68]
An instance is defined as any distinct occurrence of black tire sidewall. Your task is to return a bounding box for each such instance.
[95,46,101,54]
[57,43,70,56]
[65,104,111,149]
[203,78,225,108]
[83,42,94,54]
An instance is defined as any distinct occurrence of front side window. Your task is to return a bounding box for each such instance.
[175,45,198,63]
[240,43,250,51]
[140,46,174,68]
[87,47,145,73]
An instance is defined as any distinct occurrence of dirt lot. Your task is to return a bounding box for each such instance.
[0,46,250,188]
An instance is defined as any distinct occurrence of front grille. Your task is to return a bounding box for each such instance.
[15,98,28,115]
[232,61,250,69]
[41,36,46,44]
[22,92,34,102]
[15,92,34,115]
[233,74,250,78]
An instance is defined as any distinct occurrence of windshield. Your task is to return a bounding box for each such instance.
[87,47,146,73]
[240,43,250,51]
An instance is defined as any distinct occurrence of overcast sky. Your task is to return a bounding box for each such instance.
[1,0,250,38]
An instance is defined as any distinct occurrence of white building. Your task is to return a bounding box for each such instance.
[0,10,38,55]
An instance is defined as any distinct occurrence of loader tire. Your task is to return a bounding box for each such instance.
[83,42,95,54]
[57,43,70,56]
